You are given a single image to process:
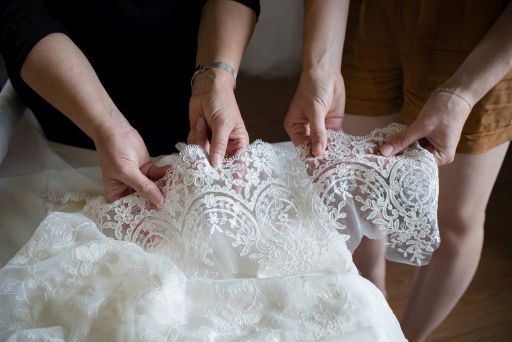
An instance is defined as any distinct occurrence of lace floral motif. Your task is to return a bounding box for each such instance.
[299,124,439,264]
[85,139,352,279]
[85,123,439,271]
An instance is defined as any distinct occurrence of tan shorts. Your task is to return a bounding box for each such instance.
[342,0,512,154]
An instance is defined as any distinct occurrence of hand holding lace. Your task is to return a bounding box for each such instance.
[189,68,249,167]
[285,70,345,157]
[379,90,471,165]
[94,125,169,207]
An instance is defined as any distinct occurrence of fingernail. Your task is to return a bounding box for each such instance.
[380,144,393,156]
[152,195,163,208]
[312,143,323,156]
[212,156,220,168]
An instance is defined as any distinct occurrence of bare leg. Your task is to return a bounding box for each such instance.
[401,141,510,342]
[352,237,388,294]
[343,113,401,295]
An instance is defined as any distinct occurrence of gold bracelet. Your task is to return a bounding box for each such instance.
[436,87,473,111]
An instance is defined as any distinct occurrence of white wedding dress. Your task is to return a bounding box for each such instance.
[0,122,439,341]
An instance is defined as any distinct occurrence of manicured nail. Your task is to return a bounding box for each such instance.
[380,144,393,156]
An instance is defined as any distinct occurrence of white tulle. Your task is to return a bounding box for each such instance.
[0,123,439,341]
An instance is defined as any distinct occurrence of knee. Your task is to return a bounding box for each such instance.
[438,208,485,242]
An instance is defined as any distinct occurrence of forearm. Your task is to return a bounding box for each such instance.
[303,0,350,72]
[443,2,512,107]
[20,33,130,142]
[196,0,256,86]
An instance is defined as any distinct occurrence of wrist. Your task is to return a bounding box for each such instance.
[301,68,342,78]
[434,87,473,111]
[302,63,341,75]
[300,69,343,87]
[90,108,134,146]
[191,68,235,94]
[303,50,342,74]
[440,77,479,109]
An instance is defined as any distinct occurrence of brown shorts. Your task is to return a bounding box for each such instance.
[342,0,512,153]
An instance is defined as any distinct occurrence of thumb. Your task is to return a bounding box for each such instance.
[121,166,164,207]
[209,120,230,167]
[380,123,424,156]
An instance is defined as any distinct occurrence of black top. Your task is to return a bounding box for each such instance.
[0,0,260,156]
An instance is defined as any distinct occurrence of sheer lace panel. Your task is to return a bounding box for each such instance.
[299,124,439,264]
[84,123,439,269]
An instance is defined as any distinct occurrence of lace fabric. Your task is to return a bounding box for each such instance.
[0,123,436,341]
[0,211,405,341]
[298,125,439,264]
[86,123,439,271]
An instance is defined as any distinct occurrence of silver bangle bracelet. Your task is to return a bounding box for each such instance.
[190,62,238,87]
[436,87,473,111]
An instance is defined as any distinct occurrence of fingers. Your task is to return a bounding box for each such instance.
[284,121,308,147]
[103,164,168,207]
[190,91,248,164]
[419,138,450,165]
[103,179,131,203]
[225,123,250,156]
[208,117,249,166]
[285,98,330,156]
[209,119,230,167]
[195,116,211,153]
[284,106,308,147]
[380,122,424,157]
[120,165,164,207]
[309,110,328,157]
[325,115,343,131]
[189,98,209,151]
[146,164,172,181]
[432,147,455,166]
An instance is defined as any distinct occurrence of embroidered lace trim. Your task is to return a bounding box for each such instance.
[84,123,439,271]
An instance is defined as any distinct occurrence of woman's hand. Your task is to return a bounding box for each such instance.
[189,69,249,167]
[380,90,472,165]
[284,70,345,156]
[380,2,512,165]
[94,123,169,207]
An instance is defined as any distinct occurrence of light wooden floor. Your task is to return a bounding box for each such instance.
[236,74,512,341]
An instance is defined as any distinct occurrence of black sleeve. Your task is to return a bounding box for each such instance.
[231,0,261,18]
[0,0,66,77]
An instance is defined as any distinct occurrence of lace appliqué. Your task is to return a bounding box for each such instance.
[84,123,439,270]
[299,124,439,264]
